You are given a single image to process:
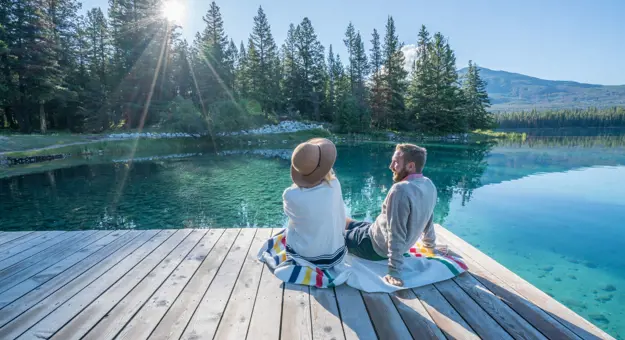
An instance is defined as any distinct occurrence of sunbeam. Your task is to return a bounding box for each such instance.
[112,21,171,208]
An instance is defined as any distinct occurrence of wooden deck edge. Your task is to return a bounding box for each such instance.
[435,224,614,340]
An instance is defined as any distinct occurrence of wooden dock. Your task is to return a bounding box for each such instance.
[0,226,613,340]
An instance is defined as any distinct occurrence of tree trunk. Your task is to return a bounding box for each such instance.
[40,102,47,134]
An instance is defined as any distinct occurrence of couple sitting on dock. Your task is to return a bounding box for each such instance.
[258,138,467,292]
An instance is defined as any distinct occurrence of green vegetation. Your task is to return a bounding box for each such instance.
[0,1,492,137]
[496,107,625,129]
[1,128,330,158]
[0,133,100,153]
[471,129,527,141]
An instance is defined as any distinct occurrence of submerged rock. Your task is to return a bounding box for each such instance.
[602,284,617,292]
[595,294,613,303]
[566,257,580,264]
[589,314,610,325]
[563,299,587,310]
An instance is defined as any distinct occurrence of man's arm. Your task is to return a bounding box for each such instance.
[386,186,410,277]
[422,214,436,249]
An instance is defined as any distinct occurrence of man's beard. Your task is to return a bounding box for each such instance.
[392,167,410,183]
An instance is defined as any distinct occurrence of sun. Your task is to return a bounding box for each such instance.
[161,0,184,24]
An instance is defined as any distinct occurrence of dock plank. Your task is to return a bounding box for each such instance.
[436,232,581,340]
[453,272,547,340]
[247,257,284,340]
[82,230,207,340]
[0,231,71,270]
[116,229,225,340]
[0,230,113,293]
[0,231,36,248]
[148,228,240,340]
[334,285,376,340]
[180,228,257,340]
[282,283,313,340]
[213,228,272,340]
[361,292,412,340]
[0,231,123,306]
[0,231,146,329]
[436,225,613,340]
[7,230,175,340]
[0,232,52,258]
[310,286,346,340]
[42,229,193,340]
[391,289,446,340]
[434,277,514,339]
[413,284,480,340]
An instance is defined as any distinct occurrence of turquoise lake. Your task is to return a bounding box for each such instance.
[1,135,624,338]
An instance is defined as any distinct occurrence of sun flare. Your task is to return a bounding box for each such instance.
[161,0,184,23]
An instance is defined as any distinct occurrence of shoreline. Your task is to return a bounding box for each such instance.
[0,123,526,168]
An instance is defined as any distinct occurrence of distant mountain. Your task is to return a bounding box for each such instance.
[457,67,625,112]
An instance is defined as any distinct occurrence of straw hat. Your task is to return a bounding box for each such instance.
[291,138,337,187]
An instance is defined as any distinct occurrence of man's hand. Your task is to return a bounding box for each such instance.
[384,274,404,287]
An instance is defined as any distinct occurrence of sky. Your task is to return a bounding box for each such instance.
[80,0,625,85]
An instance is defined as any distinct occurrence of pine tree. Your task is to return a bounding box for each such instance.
[249,6,279,115]
[81,7,111,131]
[325,45,337,121]
[13,0,63,133]
[343,23,368,104]
[236,40,249,98]
[343,23,355,94]
[225,39,238,93]
[294,18,326,120]
[381,16,408,129]
[369,28,384,128]
[280,24,300,114]
[409,27,466,134]
[172,39,193,99]
[462,61,492,129]
[196,1,230,105]
[407,25,433,129]
[428,32,465,133]
[0,0,17,129]
[246,37,260,100]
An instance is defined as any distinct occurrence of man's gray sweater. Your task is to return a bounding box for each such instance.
[370,176,438,275]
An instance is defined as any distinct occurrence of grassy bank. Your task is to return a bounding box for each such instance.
[333,129,526,142]
[471,129,527,141]
[1,128,331,159]
[2,126,527,158]
[0,133,103,153]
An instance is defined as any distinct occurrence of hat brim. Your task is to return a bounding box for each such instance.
[291,138,337,187]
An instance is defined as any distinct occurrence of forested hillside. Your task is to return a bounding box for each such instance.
[0,0,492,135]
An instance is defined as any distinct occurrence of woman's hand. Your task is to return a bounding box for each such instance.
[384,274,404,287]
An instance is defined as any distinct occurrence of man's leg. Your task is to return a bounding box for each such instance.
[343,221,386,261]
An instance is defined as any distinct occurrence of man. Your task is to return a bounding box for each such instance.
[344,143,438,287]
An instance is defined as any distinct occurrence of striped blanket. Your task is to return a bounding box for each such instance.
[257,228,468,293]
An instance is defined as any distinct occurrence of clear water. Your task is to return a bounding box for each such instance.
[1,137,625,338]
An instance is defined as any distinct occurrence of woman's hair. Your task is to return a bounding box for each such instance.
[294,168,336,188]
[322,169,336,184]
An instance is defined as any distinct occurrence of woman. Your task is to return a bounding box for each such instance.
[282,138,347,269]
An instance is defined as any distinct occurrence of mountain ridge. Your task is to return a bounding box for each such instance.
[457,67,625,112]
